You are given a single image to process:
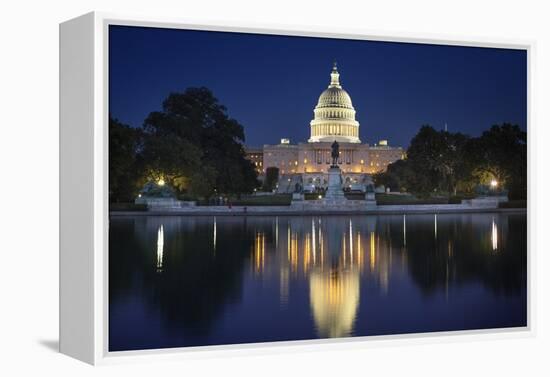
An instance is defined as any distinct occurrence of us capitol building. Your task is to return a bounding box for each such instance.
[246,63,404,192]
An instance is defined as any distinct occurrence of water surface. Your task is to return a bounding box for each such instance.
[109,213,527,351]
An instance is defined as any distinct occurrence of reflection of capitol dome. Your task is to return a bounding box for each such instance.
[309,63,361,144]
[309,267,360,338]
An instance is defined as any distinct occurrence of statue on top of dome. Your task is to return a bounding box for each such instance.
[329,61,341,88]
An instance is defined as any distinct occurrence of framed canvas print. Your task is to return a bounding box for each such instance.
[60,12,532,365]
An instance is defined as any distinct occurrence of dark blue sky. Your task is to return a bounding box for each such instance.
[109,25,527,148]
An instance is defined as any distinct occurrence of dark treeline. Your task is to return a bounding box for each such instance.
[109,87,259,203]
[373,124,526,200]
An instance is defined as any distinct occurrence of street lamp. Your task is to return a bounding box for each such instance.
[490,179,498,188]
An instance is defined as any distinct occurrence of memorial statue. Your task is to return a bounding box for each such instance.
[331,140,340,167]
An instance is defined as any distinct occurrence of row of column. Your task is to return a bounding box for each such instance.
[312,123,358,137]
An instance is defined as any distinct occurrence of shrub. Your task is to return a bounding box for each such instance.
[110,203,148,212]
[448,196,462,204]
[499,200,527,208]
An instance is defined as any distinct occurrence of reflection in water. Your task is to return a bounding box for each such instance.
[434,214,438,239]
[280,267,289,308]
[213,216,217,251]
[370,231,376,272]
[310,267,360,338]
[492,217,498,251]
[403,214,407,247]
[253,232,266,273]
[109,213,527,351]
[272,216,391,337]
[156,224,164,272]
[309,218,361,338]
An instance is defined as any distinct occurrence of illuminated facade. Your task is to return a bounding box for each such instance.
[245,63,404,191]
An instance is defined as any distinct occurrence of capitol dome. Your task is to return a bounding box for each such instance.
[317,86,353,109]
[308,63,361,143]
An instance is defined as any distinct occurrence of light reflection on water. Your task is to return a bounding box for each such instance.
[492,217,499,251]
[156,225,164,272]
[110,213,526,351]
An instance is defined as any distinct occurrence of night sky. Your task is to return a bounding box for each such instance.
[109,25,527,148]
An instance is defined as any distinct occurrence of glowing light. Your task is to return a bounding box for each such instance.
[319,218,324,266]
[156,225,164,271]
[491,218,498,251]
[349,219,353,261]
[403,215,407,247]
[370,231,376,271]
[254,232,265,273]
[290,233,298,273]
[287,224,291,262]
[490,179,498,188]
[157,178,165,186]
[213,216,217,251]
[357,232,363,271]
[318,195,322,199]
[275,216,279,249]
[309,268,360,338]
[434,214,438,239]
[138,194,142,198]
[304,234,311,273]
[312,218,316,264]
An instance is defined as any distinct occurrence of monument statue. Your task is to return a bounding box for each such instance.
[324,139,346,202]
[331,140,340,167]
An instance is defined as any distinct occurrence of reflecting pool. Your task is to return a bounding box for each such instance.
[109,213,527,351]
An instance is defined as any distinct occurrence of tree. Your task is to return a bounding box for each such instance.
[140,87,259,198]
[405,125,475,196]
[373,159,414,192]
[263,167,279,192]
[475,124,527,200]
[373,124,526,199]
[109,116,143,202]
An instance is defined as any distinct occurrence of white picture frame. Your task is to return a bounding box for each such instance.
[59,11,534,365]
